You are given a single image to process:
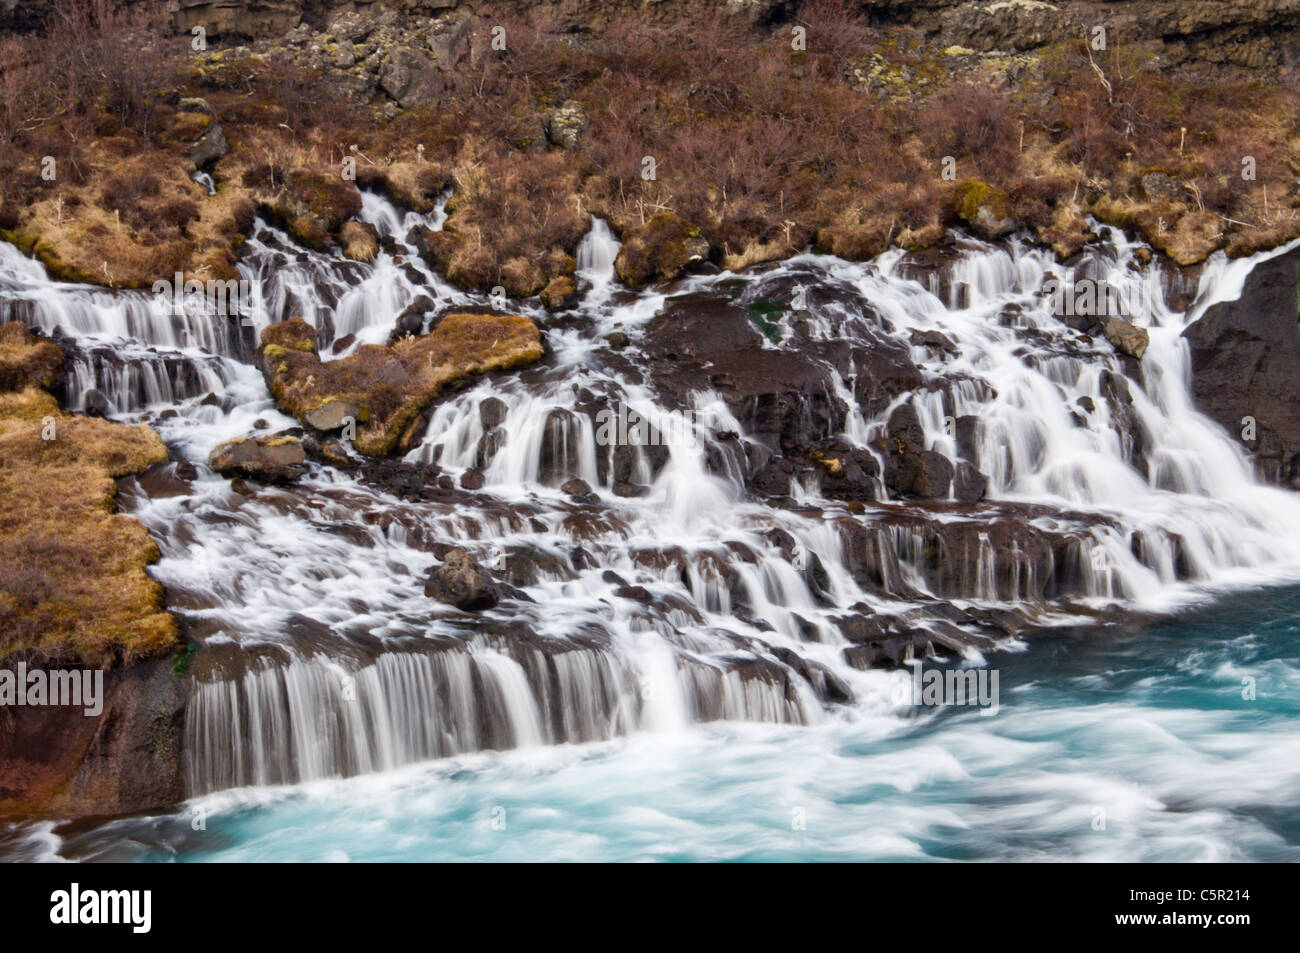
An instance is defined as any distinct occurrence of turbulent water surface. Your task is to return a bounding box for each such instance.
[2,191,1299,861]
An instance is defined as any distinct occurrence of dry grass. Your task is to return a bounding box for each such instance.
[0,364,175,666]
[0,2,1297,293]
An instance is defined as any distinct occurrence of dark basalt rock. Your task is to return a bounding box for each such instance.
[874,403,962,499]
[424,548,499,611]
[1183,245,1300,486]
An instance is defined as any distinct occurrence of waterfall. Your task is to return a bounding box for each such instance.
[6,190,1300,797]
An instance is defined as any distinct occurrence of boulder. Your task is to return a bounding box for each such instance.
[208,434,307,482]
[259,313,543,457]
[188,120,228,167]
[424,548,499,610]
[340,220,379,263]
[955,180,1017,240]
[303,397,359,432]
[1183,245,1300,485]
[1103,316,1150,359]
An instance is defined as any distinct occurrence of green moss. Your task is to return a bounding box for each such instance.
[170,642,197,676]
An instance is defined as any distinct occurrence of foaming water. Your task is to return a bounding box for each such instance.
[33,584,1300,862]
[4,190,1300,822]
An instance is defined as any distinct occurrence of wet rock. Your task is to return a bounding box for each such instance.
[771,646,853,705]
[877,403,953,499]
[209,434,307,483]
[614,584,653,602]
[606,331,630,349]
[561,477,594,498]
[540,275,578,310]
[392,295,435,340]
[331,334,357,355]
[479,396,508,430]
[953,460,988,502]
[1104,316,1150,359]
[174,460,198,481]
[612,481,650,497]
[459,468,485,490]
[424,548,499,610]
[1183,245,1300,485]
[81,388,111,418]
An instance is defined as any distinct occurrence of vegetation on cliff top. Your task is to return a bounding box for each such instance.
[0,2,1296,293]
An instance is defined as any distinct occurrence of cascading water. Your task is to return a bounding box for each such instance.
[5,191,1300,810]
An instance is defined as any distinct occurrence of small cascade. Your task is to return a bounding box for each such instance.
[576,217,620,293]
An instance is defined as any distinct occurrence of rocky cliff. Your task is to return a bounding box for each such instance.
[59,0,1295,78]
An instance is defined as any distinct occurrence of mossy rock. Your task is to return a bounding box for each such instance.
[955,180,1017,240]
[613,213,710,289]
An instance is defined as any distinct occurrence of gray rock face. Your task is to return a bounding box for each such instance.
[379,46,443,108]
[303,398,359,432]
[429,18,471,70]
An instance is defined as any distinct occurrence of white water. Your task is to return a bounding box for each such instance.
[4,192,1300,800]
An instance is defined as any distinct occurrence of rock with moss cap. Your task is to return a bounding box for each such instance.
[340,220,380,262]
[614,213,710,289]
[209,433,308,483]
[259,312,545,457]
[956,180,1018,240]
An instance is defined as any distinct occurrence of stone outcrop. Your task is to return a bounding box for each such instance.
[0,657,186,818]
[1103,316,1150,360]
